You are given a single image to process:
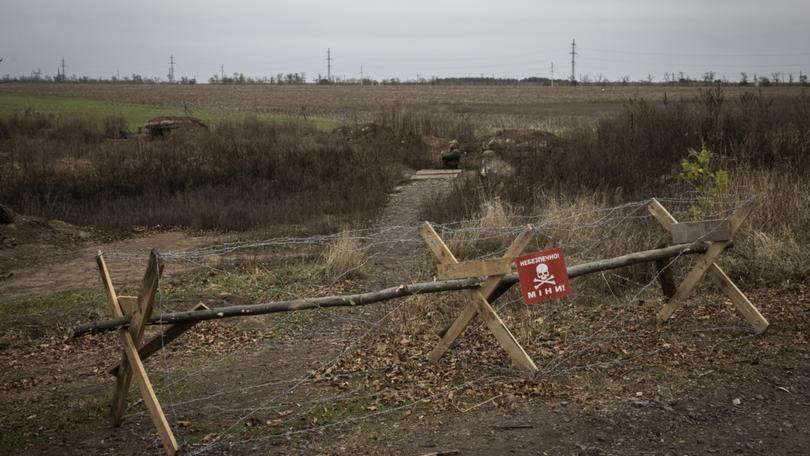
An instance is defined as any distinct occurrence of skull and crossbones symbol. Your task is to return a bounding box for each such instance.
[533,263,556,289]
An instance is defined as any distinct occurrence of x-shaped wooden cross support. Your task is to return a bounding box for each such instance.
[648,199,769,333]
[421,222,538,372]
[97,251,179,456]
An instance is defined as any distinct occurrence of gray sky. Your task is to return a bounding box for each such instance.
[2,0,809,82]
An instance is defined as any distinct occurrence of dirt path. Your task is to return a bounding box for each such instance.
[0,231,216,300]
[368,177,455,285]
[1,175,460,455]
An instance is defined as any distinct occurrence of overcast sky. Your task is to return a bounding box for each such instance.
[2,0,809,82]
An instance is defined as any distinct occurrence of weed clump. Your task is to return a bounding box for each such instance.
[321,228,367,280]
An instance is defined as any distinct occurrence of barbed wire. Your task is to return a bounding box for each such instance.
[98,194,757,454]
[101,196,754,269]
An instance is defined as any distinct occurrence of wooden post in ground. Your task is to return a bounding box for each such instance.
[97,252,179,456]
[647,199,769,333]
[422,222,538,372]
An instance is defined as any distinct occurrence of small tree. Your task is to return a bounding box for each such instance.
[679,143,730,219]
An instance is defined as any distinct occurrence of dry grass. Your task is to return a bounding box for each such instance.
[321,228,368,280]
[0,111,433,231]
[445,198,516,260]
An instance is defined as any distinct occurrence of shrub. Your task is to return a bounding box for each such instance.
[0,115,427,231]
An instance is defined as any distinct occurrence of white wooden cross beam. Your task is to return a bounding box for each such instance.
[421,222,538,373]
[647,199,769,333]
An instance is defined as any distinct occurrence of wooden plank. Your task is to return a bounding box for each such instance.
[415,169,462,175]
[427,227,535,367]
[111,251,163,425]
[481,230,534,299]
[119,329,179,455]
[421,223,459,264]
[118,295,160,319]
[131,251,164,342]
[97,254,121,318]
[96,254,130,426]
[437,258,513,280]
[411,174,459,181]
[657,241,729,321]
[671,220,731,244]
[118,296,137,319]
[110,303,210,376]
[647,198,677,231]
[708,264,769,334]
[98,253,178,455]
[471,291,538,372]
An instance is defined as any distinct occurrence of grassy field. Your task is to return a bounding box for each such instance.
[0,91,339,131]
[1,83,804,130]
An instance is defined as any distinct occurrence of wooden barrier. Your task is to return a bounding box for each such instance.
[96,252,213,456]
[77,242,716,337]
[97,251,178,455]
[79,204,769,455]
[648,198,769,333]
[422,222,538,372]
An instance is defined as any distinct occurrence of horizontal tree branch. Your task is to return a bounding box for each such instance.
[73,242,710,337]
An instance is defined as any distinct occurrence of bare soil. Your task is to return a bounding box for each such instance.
[0,217,215,300]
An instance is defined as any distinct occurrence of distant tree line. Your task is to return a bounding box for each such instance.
[2,69,808,87]
[208,72,306,84]
[1,73,197,84]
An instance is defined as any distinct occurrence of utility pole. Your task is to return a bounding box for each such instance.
[360,64,363,84]
[220,64,224,81]
[168,54,175,83]
[325,48,333,82]
[569,39,577,84]
[550,62,554,87]
[60,58,66,81]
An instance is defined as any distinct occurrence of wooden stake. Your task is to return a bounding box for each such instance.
[437,257,513,280]
[110,250,163,425]
[647,199,768,333]
[422,223,537,372]
[97,253,179,456]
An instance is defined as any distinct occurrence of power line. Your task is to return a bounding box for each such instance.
[570,39,577,84]
[325,48,333,81]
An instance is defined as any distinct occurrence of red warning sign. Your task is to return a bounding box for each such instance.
[515,248,571,305]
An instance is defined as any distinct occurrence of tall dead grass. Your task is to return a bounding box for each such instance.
[321,228,368,279]
[0,112,432,231]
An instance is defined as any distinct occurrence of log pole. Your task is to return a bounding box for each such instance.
[73,242,710,337]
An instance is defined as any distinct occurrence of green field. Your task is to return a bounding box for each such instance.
[0,92,339,131]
